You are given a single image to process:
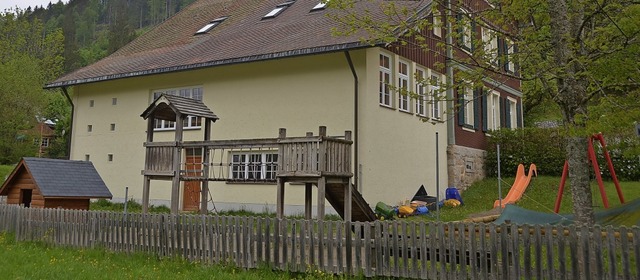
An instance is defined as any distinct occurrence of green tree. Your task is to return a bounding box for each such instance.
[0,11,64,164]
[328,0,640,225]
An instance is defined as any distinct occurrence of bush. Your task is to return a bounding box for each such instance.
[485,127,566,177]
[485,128,640,180]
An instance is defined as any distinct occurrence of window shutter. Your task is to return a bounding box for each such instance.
[505,100,512,128]
[456,13,463,46]
[513,44,519,75]
[497,37,503,68]
[517,101,523,128]
[458,89,465,126]
[473,89,480,129]
[503,40,510,72]
[470,21,476,52]
[482,90,488,132]
[499,97,506,128]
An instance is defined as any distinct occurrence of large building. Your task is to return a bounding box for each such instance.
[46,0,522,214]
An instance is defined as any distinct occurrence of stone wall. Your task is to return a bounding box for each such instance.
[447,145,486,191]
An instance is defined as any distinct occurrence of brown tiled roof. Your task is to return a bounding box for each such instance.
[45,0,430,88]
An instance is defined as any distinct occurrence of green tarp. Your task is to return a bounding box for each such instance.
[494,198,640,226]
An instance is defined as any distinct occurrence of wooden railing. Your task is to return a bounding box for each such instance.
[1,205,638,279]
[142,127,352,181]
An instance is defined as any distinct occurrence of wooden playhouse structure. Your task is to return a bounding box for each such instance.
[140,94,376,221]
[0,157,112,210]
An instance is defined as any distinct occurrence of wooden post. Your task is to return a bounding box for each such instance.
[305,183,312,219]
[317,177,326,220]
[344,178,352,222]
[200,119,212,214]
[276,178,285,219]
[319,126,327,137]
[142,177,150,213]
[171,112,184,214]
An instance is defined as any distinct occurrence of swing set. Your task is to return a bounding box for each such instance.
[553,133,626,213]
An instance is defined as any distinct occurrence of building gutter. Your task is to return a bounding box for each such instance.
[61,87,74,159]
[344,51,359,190]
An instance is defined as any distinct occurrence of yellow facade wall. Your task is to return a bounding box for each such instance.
[71,48,448,213]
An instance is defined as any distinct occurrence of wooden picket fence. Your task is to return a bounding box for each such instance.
[0,204,638,279]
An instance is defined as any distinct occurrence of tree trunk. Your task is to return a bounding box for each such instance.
[548,0,595,226]
[566,136,595,226]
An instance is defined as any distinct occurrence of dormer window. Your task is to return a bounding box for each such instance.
[263,1,294,19]
[310,2,326,11]
[195,17,228,35]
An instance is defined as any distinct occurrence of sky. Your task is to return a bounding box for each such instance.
[1,0,69,13]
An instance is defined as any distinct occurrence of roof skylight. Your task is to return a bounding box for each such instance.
[310,2,326,11]
[263,1,295,19]
[195,17,228,35]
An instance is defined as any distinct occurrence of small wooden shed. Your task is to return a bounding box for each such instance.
[0,157,112,210]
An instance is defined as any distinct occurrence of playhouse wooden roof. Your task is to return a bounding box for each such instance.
[141,94,219,121]
[0,158,112,199]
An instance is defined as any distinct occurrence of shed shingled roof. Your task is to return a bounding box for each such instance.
[0,158,112,198]
[45,0,430,88]
[141,94,219,121]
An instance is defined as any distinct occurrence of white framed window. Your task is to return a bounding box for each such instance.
[487,91,501,131]
[110,123,116,131]
[457,10,473,51]
[87,125,93,132]
[462,85,474,127]
[433,10,441,37]
[415,68,427,117]
[263,2,294,19]
[41,138,50,147]
[379,54,392,107]
[89,100,94,107]
[195,17,227,35]
[507,97,517,129]
[85,154,90,161]
[482,28,498,65]
[398,60,410,112]
[152,86,203,130]
[430,74,444,120]
[112,98,117,105]
[504,38,515,73]
[108,154,113,162]
[310,2,326,11]
[230,152,278,181]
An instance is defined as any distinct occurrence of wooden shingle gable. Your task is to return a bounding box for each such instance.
[141,94,219,122]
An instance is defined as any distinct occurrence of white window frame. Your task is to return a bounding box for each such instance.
[430,73,444,120]
[415,68,427,117]
[379,53,392,107]
[487,90,501,131]
[505,38,515,73]
[508,97,517,129]
[459,10,473,51]
[433,10,441,37]
[152,86,203,131]
[398,60,410,112]
[463,84,474,127]
[230,152,279,181]
[482,28,498,65]
[41,137,50,147]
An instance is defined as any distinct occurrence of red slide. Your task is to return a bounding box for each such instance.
[494,163,537,208]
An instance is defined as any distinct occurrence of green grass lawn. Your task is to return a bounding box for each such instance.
[0,233,352,280]
[407,176,640,222]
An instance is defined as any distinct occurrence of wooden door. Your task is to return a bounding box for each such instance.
[183,152,202,211]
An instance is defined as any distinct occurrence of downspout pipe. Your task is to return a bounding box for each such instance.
[61,87,74,160]
[445,0,455,146]
[344,51,359,189]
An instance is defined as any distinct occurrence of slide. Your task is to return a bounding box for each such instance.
[493,163,537,208]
